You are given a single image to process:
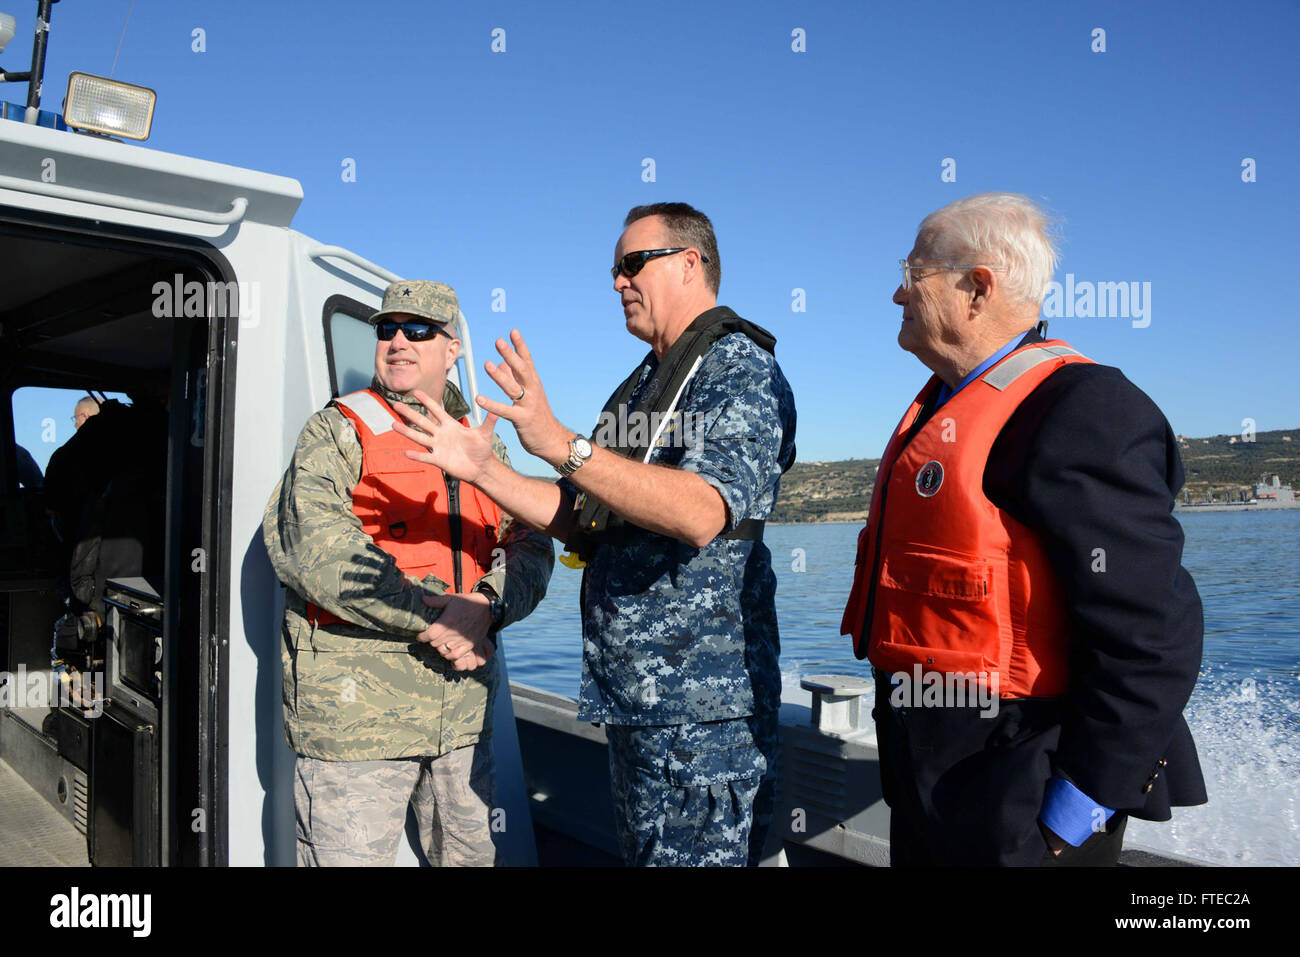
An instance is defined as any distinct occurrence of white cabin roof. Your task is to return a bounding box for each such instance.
[0,118,302,229]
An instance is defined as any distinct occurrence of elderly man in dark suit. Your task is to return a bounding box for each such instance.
[842,192,1206,866]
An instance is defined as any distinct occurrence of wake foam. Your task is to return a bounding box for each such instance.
[780,665,1300,866]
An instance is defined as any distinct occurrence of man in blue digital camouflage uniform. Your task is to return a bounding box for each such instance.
[391,203,797,865]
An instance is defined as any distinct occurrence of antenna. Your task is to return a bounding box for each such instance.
[109,0,135,78]
[0,0,61,123]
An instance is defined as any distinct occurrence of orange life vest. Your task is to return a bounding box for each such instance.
[306,388,502,627]
[840,341,1094,698]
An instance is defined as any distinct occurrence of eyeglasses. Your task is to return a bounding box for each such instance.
[375,318,455,342]
[899,259,1006,291]
[611,248,710,280]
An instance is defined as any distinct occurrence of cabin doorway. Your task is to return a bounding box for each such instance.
[0,214,232,866]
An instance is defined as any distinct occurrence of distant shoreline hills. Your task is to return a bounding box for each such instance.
[769,427,1299,525]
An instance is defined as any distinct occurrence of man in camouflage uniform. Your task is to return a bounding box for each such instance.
[263,280,554,867]
[391,205,797,865]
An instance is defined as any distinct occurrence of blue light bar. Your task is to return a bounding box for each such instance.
[1,100,68,129]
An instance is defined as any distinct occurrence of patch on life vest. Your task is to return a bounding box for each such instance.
[915,461,944,497]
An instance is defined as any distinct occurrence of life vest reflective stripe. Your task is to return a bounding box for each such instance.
[335,388,396,435]
[840,340,1094,698]
[306,388,502,627]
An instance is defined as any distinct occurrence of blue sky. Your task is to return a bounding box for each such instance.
[8,0,1298,472]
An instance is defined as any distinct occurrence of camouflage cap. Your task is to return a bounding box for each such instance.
[370,280,460,326]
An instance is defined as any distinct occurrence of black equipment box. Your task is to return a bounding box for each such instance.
[88,702,158,866]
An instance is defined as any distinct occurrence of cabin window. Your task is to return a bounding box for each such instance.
[322,297,375,398]
[320,294,477,411]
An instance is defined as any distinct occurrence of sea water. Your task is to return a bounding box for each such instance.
[504,510,1300,866]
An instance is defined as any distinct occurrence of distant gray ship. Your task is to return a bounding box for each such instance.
[1177,474,1298,511]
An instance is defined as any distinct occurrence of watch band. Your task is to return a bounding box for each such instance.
[555,436,593,477]
[473,582,504,624]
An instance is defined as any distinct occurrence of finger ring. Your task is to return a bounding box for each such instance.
[443,643,450,652]
[512,387,525,402]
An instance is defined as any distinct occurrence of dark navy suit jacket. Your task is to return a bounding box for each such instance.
[979,327,1207,817]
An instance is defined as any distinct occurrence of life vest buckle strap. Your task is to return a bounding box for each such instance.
[720,518,765,542]
[305,601,343,628]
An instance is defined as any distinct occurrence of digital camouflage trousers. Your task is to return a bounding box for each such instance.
[606,710,779,866]
[294,740,497,866]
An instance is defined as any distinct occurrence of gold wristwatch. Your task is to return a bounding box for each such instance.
[555,435,593,477]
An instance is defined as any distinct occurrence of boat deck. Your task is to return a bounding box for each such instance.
[0,758,88,867]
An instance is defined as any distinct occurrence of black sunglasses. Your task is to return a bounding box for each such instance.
[375,318,455,342]
[611,247,710,280]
